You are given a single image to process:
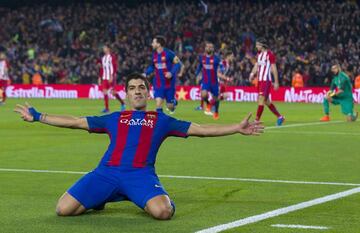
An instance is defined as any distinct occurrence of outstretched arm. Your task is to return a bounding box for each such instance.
[271,64,279,90]
[249,63,258,81]
[14,103,89,130]
[187,113,264,137]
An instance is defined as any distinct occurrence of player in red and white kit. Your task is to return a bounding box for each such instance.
[249,38,285,126]
[218,50,235,101]
[98,44,125,113]
[0,53,10,105]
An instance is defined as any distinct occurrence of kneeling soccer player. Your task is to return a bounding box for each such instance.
[320,64,358,122]
[14,73,264,220]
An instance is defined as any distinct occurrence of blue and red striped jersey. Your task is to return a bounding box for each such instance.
[195,54,222,86]
[86,110,190,169]
[145,48,181,89]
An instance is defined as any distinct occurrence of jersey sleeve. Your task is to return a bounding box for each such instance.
[329,78,336,91]
[268,51,276,64]
[167,50,180,75]
[86,113,114,134]
[219,61,226,74]
[166,116,191,138]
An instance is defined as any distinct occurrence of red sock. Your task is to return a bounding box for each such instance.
[104,94,109,110]
[2,90,6,102]
[115,93,124,105]
[256,105,264,121]
[268,103,281,118]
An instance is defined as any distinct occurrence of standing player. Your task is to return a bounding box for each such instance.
[320,64,358,122]
[145,35,181,114]
[14,72,264,220]
[195,41,222,120]
[249,38,285,126]
[195,50,234,111]
[0,52,10,105]
[98,44,125,113]
[217,50,235,101]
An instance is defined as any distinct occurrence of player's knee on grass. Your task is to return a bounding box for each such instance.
[56,193,86,216]
[145,196,174,220]
[148,204,173,220]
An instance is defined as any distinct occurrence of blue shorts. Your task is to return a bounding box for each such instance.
[67,167,168,209]
[154,88,176,104]
[201,83,219,97]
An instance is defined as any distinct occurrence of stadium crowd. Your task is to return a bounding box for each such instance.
[0,0,359,87]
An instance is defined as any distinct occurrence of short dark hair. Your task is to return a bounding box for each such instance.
[103,43,111,49]
[154,35,166,47]
[125,73,150,92]
[256,37,268,48]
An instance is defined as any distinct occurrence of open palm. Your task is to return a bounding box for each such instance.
[14,102,34,122]
[238,113,264,136]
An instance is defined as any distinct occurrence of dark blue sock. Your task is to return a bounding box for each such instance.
[214,100,220,113]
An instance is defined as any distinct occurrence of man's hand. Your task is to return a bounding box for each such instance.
[249,72,255,81]
[14,102,37,122]
[238,113,264,136]
[165,72,172,79]
[97,78,101,85]
[273,82,279,91]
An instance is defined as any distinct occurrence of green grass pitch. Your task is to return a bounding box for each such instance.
[1,98,359,233]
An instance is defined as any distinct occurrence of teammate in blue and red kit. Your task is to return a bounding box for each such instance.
[195,41,222,120]
[145,35,181,114]
[14,73,263,220]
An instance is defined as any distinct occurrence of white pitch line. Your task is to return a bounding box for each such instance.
[266,120,343,130]
[271,224,329,230]
[195,186,360,233]
[268,131,360,136]
[0,168,360,187]
[159,174,360,187]
[0,168,86,175]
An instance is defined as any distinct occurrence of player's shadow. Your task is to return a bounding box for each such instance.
[40,204,157,231]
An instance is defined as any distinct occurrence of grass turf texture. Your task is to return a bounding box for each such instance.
[1,98,359,233]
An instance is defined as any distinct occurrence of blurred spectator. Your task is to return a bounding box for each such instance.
[355,75,360,89]
[292,70,304,88]
[0,0,358,86]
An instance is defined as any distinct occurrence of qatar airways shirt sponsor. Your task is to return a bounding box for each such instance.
[119,118,155,128]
